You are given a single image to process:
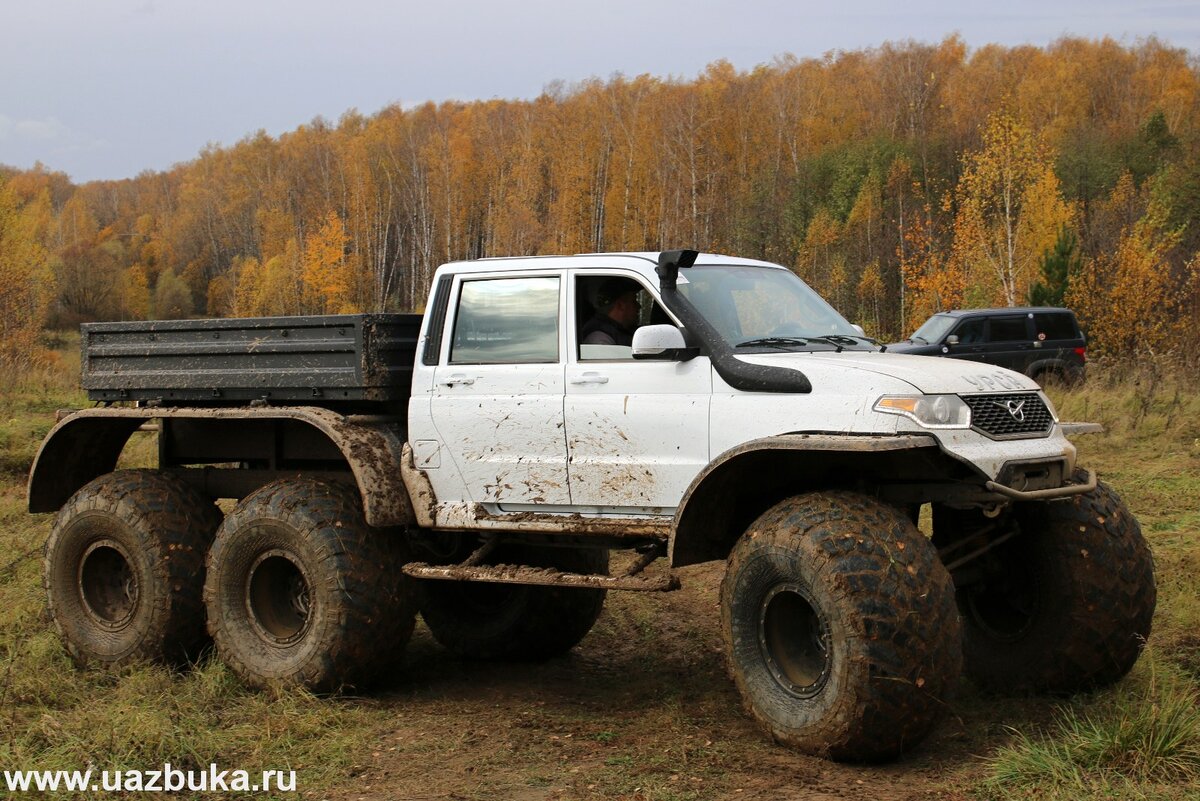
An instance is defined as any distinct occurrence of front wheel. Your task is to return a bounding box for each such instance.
[934,473,1155,693]
[721,491,962,762]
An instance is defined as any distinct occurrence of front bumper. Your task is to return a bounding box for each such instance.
[985,467,1096,501]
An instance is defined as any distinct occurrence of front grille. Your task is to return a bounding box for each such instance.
[963,392,1054,439]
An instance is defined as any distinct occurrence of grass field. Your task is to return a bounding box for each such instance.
[0,346,1196,800]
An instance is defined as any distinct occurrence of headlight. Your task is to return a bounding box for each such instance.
[874,394,972,428]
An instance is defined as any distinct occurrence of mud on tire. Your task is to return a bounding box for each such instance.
[43,469,223,667]
[934,473,1155,694]
[420,544,608,661]
[721,491,962,762]
[204,478,416,692]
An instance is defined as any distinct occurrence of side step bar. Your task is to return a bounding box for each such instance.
[402,562,681,592]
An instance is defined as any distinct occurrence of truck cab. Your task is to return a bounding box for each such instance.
[409,253,1079,541]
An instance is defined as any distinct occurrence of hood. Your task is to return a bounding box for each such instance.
[736,351,1039,394]
[882,340,933,353]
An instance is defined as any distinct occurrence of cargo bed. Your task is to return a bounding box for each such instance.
[81,314,420,407]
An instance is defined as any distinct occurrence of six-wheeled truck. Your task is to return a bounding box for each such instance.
[29,250,1155,761]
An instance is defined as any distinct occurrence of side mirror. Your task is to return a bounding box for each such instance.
[946,334,960,346]
[632,325,698,361]
[851,324,866,337]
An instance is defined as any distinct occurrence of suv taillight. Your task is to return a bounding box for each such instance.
[1074,346,1087,362]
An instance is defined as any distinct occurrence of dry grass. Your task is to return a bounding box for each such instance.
[979,657,1200,800]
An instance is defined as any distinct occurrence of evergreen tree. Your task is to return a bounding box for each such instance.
[1029,227,1081,307]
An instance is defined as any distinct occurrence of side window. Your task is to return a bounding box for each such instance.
[1034,313,1078,341]
[450,276,560,364]
[953,318,986,344]
[987,316,1029,343]
[575,275,668,360]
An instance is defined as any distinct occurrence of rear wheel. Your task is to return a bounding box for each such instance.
[721,491,961,761]
[419,544,608,661]
[204,478,416,691]
[934,474,1155,693]
[43,470,222,667]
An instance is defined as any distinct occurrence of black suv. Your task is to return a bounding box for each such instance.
[887,307,1086,384]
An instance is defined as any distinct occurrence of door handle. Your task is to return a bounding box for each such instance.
[570,372,609,385]
[440,374,475,387]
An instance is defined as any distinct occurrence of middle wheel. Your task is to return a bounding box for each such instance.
[721,491,962,761]
[204,478,416,691]
[419,543,608,660]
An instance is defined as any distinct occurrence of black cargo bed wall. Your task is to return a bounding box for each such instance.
[81,314,421,408]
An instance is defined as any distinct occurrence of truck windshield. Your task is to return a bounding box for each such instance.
[676,265,862,347]
[909,314,956,344]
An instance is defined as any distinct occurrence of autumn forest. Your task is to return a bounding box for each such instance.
[1,36,1198,367]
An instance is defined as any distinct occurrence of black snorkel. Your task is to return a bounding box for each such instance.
[656,249,813,393]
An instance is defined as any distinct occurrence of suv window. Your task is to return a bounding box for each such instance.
[953,318,986,344]
[987,316,1029,343]
[450,276,560,364]
[1033,312,1078,341]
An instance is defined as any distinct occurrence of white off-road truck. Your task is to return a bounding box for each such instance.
[30,250,1155,761]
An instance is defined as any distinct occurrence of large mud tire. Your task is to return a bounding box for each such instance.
[420,545,608,661]
[721,491,962,762]
[43,470,222,667]
[935,474,1155,694]
[204,478,416,692]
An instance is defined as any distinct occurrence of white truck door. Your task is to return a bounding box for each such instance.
[564,272,712,512]
[429,274,571,506]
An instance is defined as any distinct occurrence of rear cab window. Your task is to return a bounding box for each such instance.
[450,276,561,364]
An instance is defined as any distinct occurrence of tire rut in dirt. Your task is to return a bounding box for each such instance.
[721,491,962,762]
[935,472,1155,694]
[419,544,608,661]
[43,469,223,667]
[204,478,416,692]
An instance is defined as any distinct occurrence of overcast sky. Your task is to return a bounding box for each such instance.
[2,1,1198,183]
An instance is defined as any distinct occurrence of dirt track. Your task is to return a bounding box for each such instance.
[324,560,986,801]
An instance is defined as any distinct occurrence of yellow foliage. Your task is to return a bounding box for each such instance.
[1067,190,1195,358]
[0,182,55,367]
[233,257,263,317]
[206,273,235,317]
[302,211,355,314]
[120,265,151,319]
[950,109,1075,307]
[797,207,841,285]
[856,259,884,335]
[899,197,962,332]
[259,243,303,317]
